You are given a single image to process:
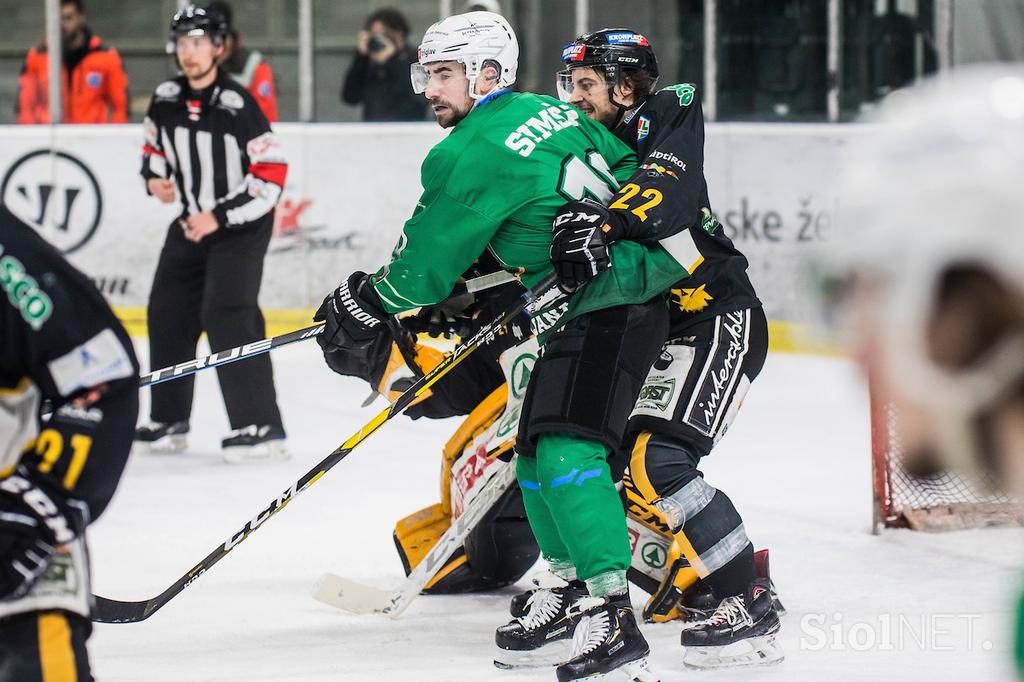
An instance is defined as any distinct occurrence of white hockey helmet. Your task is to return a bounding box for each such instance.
[823,64,1024,477]
[411,11,519,100]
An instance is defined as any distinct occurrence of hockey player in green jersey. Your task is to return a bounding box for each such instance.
[315,10,680,681]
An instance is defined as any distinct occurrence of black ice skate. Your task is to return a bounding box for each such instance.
[134,421,189,453]
[221,424,288,463]
[555,594,658,682]
[494,581,588,669]
[680,577,784,670]
[648,548,786,623]
[509,572,585,618]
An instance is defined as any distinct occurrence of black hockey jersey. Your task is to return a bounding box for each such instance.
[610,84,760,328]
[0,207,139,518]
[140,69,287,229]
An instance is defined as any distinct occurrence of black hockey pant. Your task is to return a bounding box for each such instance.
[147,214,283,430]
[0,611,92,682]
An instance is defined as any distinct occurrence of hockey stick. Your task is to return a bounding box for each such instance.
[137,269,520,388]
[93,272,560,624]
[313,451,517,618]
[140,323,324,387]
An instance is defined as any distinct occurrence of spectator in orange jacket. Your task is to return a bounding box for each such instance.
[17,0,128,124]
[207,1,279,122]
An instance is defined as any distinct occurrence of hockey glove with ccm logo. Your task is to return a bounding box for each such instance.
[550,199,624,293]
[0,466,84,600]
[315,271,389,354]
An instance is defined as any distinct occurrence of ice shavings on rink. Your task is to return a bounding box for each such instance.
[88,341,1023,681]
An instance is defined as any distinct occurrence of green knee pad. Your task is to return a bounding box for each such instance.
[534,433,631,583]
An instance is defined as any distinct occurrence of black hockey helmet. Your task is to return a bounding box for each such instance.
[557,28,660,106]
[205,2,237,37]
[166,5,228,54]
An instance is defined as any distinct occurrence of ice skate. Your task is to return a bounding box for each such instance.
[494,581,587,669]
[680,578,784,670]
[221,424,288,463]
[134,421,189,453]
[555,594,659,682]
[678,550,785,621]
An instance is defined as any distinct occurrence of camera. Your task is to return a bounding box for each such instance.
[368,32,389,54]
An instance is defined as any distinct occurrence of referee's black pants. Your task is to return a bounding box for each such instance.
[147,214,283,431]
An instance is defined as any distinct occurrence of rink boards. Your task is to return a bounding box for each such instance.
[0,122,858,353]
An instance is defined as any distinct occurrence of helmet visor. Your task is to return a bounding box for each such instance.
[556,69,574,103]
[410,63,429,94]
[555,65,618,103]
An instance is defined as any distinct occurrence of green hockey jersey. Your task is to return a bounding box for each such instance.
[370,90,688,330]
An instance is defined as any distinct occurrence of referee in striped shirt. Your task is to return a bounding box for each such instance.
[136,6,286,462]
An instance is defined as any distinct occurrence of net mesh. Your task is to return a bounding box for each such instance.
[872,398,1022,531]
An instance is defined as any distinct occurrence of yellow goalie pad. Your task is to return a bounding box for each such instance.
[393,381,511,583]
[393,503,451,576]
[439,383,508,515]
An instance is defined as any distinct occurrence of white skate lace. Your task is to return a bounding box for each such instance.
[567,597,612,657]
[696,596,753,629]
[518,589,564,630]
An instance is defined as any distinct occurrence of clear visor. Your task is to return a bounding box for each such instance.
[555,65,617,103]
[555,69,574,103]
[410,63,430,94]
[411,59,483,98]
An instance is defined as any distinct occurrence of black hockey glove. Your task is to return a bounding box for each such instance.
[406,291,477,340]
[550,199,621,293]
[0,466,83,600]
[314,271,389,354]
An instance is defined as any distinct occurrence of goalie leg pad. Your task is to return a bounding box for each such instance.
[393,503,451,577]
[423,486,539,594]
[393,490,540,595]
[460,486,538,590]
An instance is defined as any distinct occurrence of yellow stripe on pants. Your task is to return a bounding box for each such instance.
[37,613,77,682]
[630,432,707,585]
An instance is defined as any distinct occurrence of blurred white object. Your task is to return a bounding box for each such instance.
[828,64,1024,482]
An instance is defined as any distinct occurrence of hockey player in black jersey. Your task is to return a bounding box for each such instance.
[0,207,140,681]
[540,29,783,671]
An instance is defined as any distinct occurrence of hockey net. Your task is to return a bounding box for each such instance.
[871,390,1024,532]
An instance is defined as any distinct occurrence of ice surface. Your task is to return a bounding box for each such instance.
[88,342,1024,681]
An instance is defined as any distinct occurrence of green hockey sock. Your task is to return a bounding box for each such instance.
[534,432,632,584]
[516,453,573,573]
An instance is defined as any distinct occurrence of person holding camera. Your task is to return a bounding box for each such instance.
[340,7,426,121]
